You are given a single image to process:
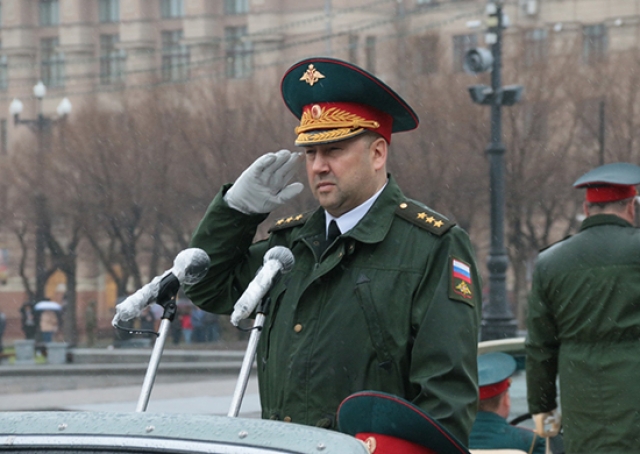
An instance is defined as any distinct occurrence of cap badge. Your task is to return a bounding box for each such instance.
[300,64,325,86]
[311,104,323,119]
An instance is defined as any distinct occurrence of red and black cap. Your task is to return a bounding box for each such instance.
[281,57,419,146]
[337,391,470,454]
[573,162,640,203]
[478,352,517,400]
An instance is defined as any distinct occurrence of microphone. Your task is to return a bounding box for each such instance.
[230,246,295,326]
[112,248,210,326]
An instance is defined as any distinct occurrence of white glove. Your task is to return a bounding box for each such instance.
[533,409,561,438]
[224,149,304,214]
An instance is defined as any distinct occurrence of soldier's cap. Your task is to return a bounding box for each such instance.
[337,391,470,454]
[281,57,419,147]
[478,352,517,400]
[573,162,640,203]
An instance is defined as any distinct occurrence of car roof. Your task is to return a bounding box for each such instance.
[0,411,368,454]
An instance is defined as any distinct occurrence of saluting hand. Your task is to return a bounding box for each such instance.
[225,149,304,214]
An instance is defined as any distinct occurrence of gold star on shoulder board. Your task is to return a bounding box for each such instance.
[417,212,427,220]
[300,64,325,86]
[425,216,435,224]
[433,220,444,228]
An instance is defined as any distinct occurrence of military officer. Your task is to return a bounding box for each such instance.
[526,162,640,453]
[469,352,545,454]
[185,57,481,444]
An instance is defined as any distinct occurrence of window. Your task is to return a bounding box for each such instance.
[0,40,6,90]
[415,35,438,74]
[365,36,376,73]
[39,0,59,26]
[583,24,607,65]
[523,28,547,67]
[348,34,358,64]
[160,0,184,18]
[100,34,125,85]
[0,119,6,156]
[224,0,249,15]
[225,26,252,79]
[41,37,64,87]
[161,30,189,81]
[523,102,548,142]
[452,34,477,72]
[99,0,119,23]
[0,55,7,90]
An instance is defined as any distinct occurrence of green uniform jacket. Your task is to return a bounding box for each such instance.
[526,214,640,453]
[186,176,481,444]
[469,411,545,454]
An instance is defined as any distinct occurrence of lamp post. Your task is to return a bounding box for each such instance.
[9,81,72,302]
[464,1,522,340]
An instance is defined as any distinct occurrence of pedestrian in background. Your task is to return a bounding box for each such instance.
[85,300,97,347]
[20,301,37,340]
[526,162,640,453]
[180,310,193,344]
[39,310,59,343]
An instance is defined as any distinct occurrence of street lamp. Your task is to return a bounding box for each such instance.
[10,81,72,302]
[464,1,522,341]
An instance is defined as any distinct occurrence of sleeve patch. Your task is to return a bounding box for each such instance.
[449,256,475,306]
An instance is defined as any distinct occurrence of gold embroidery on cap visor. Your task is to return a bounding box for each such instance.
[294,105,380,146]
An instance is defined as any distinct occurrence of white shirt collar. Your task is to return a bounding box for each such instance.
[325,182,387,237]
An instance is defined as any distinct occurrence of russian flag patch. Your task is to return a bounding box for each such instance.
[450,257,474,302]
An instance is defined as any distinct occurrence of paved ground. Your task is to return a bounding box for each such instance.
[0,347,533,429]
[0,369,261,416]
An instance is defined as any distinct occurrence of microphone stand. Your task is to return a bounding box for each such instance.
[136,276,180,412]
[227,296,271,417]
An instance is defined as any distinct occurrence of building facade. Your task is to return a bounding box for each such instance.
[0,0,638,340]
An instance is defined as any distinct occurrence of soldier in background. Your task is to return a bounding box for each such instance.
[527,162,640,453]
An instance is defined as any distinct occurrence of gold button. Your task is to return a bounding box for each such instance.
[294,324,303,333]
[283,416,292,422]
[399,203,408,209]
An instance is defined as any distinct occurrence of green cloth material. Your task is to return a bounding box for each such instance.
[469,411,545,454]
[185,175,481,444]
[526,213,640,453]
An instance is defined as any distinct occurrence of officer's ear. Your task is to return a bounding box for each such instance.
[583,201,590,218]
[369,136,388,171]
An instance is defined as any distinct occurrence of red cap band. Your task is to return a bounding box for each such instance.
[479,378,510,400]
[355,433,437,454]
[586,185,637,203]
[295,101,393,145]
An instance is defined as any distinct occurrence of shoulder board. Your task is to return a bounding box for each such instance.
[268,211,313,233]
[395,201,455,236]
[539,234,572,253]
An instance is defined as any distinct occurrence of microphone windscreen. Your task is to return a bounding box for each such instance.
[173,248,211,285]
[264,246,295,273]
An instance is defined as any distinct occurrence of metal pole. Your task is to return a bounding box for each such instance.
[481,3,517,341]
[136,317,172,412]
[228,312,264,417]
[599,99,605,165]
[35,109,46,302]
